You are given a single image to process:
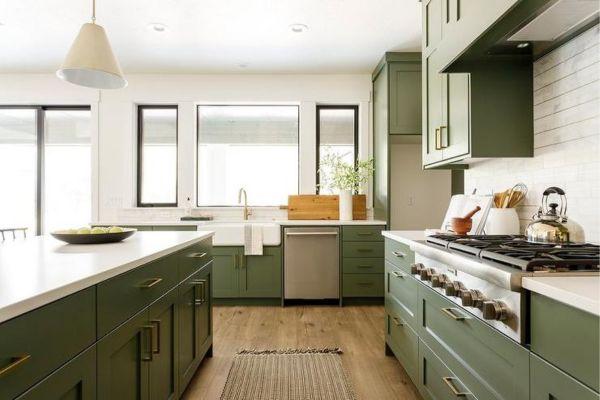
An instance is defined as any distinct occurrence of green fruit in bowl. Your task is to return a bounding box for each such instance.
[65,229,78,234]
[108,226,124,233]
[91,227,108,234]
[77,227,91,234]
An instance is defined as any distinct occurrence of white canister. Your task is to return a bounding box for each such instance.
[339,189,353,221]
[485,208,521,235]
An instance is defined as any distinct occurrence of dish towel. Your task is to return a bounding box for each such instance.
[244,224,263,255]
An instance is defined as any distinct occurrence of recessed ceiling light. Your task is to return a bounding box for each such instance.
[517,42,529,48]
[289,23,308,33]
[148,23,168,33]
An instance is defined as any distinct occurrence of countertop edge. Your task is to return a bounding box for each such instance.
[522,277,600,317]
[93,219,388,226]
[0,232,214,324]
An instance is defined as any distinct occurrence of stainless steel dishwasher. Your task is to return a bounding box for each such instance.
[284,226,339,300]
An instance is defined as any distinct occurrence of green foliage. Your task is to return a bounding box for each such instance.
[318,150,374,192]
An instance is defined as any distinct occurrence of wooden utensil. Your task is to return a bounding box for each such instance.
[450,206,482,235]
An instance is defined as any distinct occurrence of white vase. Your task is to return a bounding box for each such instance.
[339,190,353,221]
[485,208,520,235]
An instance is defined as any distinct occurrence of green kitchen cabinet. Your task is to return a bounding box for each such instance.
[530,293,600,392]
[423,0,443,52]
[530,353,598,400]
[148,288,179,400]
[97,309,151,400]
[213,246,282,299]
[153,225,197,231]
[385,310,419,383]
[16,346,96,400]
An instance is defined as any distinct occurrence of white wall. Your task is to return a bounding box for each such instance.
[465,26,600,243]
[0,73,372,222]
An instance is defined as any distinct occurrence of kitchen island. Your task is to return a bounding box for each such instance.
[0,231,214,400]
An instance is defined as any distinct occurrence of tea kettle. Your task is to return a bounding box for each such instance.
[526,187,585,244]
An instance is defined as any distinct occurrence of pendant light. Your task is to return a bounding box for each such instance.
[57,0,127,89]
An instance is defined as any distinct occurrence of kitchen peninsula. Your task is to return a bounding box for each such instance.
[0,231,214,399]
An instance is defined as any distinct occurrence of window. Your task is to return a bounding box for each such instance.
[197,105,299,206]
[137,105,178,207]
[316,105,358,194]
[0,106,91,235]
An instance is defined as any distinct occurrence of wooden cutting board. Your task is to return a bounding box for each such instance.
[287,195,367,220]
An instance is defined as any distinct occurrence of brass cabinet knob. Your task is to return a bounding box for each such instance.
[482,300,510,321]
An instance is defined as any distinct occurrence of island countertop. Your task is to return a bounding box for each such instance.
[523,276,600,316]
[0,231,214,324]
[92,219,388,226]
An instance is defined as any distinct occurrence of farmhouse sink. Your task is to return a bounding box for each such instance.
[198,222,281,246]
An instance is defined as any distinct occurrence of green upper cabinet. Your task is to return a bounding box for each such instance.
[372,52,421,223]
[213,246,282,299]
[421,0,533,169]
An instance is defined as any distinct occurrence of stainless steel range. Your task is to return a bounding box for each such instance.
[410,234,600,343]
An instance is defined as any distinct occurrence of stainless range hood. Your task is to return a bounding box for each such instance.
[509,0,599,42]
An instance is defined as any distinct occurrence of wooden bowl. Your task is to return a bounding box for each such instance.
[51,228,136,244]
[450,217,472,235]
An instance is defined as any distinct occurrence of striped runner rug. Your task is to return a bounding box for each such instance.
[220,348,357,400]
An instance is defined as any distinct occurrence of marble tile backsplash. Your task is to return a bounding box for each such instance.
[465,26,600,244]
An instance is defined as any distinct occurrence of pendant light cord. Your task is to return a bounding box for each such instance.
[91,0,96,23]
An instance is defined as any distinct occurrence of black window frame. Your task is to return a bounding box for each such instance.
[137,104,179,208]
[315,104,359,194]
[0,105,92,235]
[195,104,300,207]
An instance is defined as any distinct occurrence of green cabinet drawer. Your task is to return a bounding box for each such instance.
[16,345,96,400]
[0,288,96,400]
[385,261,418,325]
[343,258,384,274]
[418,339,479,400]
[342,274,384,297]
[384,239,414,272]
[343,241,384,258]
[530,292,599,392]
[419,285,529,400]
[385,311,418,383]
[178,238,213,281]
[531,353,598,400]
[342,226,384,242]
[97,255,178,338]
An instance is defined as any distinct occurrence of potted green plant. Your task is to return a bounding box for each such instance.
[319,151,374,220]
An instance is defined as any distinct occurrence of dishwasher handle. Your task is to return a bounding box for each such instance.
[285,231,339,236]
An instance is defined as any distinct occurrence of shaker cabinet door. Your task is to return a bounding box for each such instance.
[241,247,282,298]
[212,247,241,298]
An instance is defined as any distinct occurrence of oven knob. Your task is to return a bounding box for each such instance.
[482,301,510,321]
[444,281,465,297]
[420,268,435,281]
[431,274,448,288]
[460,289,485,308]
[410,263,425,275]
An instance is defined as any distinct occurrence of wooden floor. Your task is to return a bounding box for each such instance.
[182,305,421,400]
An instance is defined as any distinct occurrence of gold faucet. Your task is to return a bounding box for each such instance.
[238,188,252,220]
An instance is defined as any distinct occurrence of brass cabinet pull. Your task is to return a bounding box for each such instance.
[357,232,373,236]
[357,248,373,253]
[435,127,442,150]
[392,251,406,258]
[441,307,468,321]
[357,265,373,269]
[392,317,404,327]
[440,125,448,149]
[192,279,207,306]
[357,282,374,287]
[392,271,406,279]
[150,319,161,354]
[240,255,245,269]
[141,325,154,361]
[233,254,239,269]
[0,354,31,377]
[442,376,469,397]
[139,277,162,289]
[187,252,207,259]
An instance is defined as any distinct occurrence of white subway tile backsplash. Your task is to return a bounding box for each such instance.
[465,26,600,244]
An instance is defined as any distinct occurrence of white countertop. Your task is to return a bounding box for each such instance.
[94,219,387,226]
[381,230,426,245]
[0,231,213,323]
[523,276,600,316]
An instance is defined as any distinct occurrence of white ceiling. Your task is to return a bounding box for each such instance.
[0,0,422,74]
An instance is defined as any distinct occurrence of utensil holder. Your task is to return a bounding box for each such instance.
[485,208,520,235]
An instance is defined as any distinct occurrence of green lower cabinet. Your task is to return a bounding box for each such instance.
[342,274,384,297]
[178,264,212,392]
[148,289,179,400]
[530,353,599,400]
[97,309,151,400]
[16,346,96,400]
[213,246,281,299]
[418,340,479,400]
[385,311,418,383]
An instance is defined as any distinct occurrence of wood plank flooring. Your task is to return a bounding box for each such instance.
[182,305,421,400]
